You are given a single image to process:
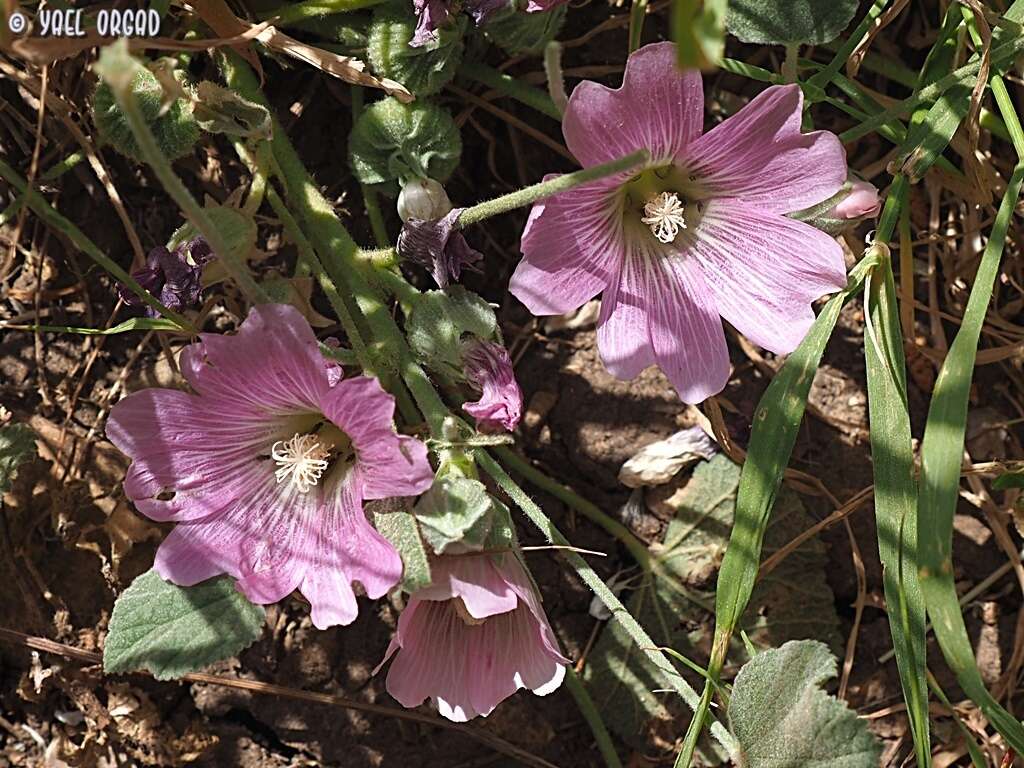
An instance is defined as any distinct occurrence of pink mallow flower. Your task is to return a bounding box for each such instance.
[509,42,850,404]
[380,553,568,721]
[107,304,434,629]
[461,339,522,432]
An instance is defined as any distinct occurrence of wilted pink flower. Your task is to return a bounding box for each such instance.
[830,179,882,220]
[510,42,849,403]
[107,304,433,629]
[461,339,522,432]
[380,553,568,721]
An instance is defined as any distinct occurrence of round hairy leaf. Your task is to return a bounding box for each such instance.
[348,98,462,190]
[104,570,265,680]
[483,4,567,56]
[728,640,881,768]
[93,68,199,162]
[726,0,858,45]
[368,6,465,96]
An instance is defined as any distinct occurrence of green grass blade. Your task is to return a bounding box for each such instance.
[674,251,882,767]
[864,250,930,767]
[896,84,971,182]
[918,163,1024,753]
[0,318,185,336]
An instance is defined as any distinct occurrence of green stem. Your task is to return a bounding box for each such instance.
[0,158,191,329]
[95,43,268,306]
[0,151,85,227]
[477,451,739,757]
[457,150,649,228]
[564,668,623,768]
[266,185,372,370]
[875,175,908,243]
[781,43,800,82]
[628,0,649,53]
[459,62,562,121]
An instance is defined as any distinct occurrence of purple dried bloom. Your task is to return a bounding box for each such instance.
[119,237,214,317]
[397,208,483,288]
[461,339,522,433]
[509,42,849,404]
[106,304,434,629]
[379,552,568,721]
[411,0,453,46]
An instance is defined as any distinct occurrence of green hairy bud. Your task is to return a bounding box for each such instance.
[348,98,462,192]
[92,66,200,162]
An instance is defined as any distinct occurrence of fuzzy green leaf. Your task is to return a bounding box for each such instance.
[368,6,464,96]
[193,80,272,139]
[348,98,462,191]
[729,640,881,768]
[414,475,495,554]
[374,510,433,592]
[727,0,858,45]
[407,286,497,377]
[483,4,567,56]
[104,570,265,680]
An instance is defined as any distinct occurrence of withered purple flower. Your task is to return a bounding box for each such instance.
[397,208,482,288]
[119,237,213,317]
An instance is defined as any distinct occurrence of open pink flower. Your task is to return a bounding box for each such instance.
[461,339,523,432]
[380,553,568,721]
[510,42,849,403]
[107,304,433,629]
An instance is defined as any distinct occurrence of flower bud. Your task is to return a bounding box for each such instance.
[830,180,882,220]
[398,178,453,223]
[93,67,199,163]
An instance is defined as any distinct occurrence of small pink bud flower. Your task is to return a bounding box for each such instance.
[379,553,568,721]
[830,179,882,220]
[107,304,434,629]
[461,339,523,433]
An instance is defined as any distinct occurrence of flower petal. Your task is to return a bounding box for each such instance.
[416,555,519,619]
[643,243,730,403]
[597,240,658,380]
[320,375,434,499]
[511,177,623,316]
[108,388,276,522]
[685,84,847,214]
[692,201,847,354]
[563,41,704,167]
[181,303,330,413]
[299,471,403,629]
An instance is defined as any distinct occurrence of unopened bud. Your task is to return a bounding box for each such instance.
[398,178,453,223]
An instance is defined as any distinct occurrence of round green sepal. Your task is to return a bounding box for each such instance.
[92,67,200,163]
